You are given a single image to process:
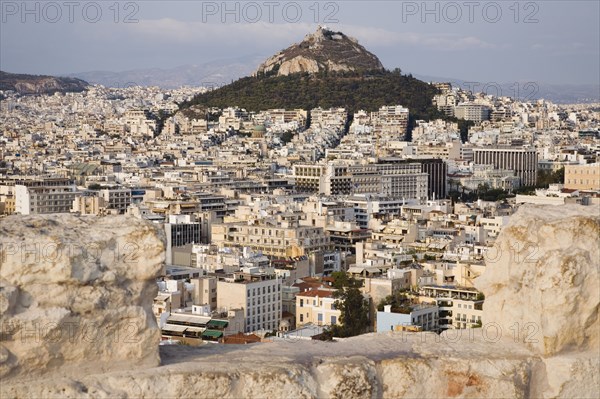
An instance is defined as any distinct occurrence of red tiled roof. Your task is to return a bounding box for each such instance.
[297,289,335,298]
[223,333,262,344]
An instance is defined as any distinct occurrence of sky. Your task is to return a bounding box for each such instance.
[1,0,599,85]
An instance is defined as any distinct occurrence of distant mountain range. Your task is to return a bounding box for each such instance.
[68,56,264,90]
[4,43,598,105]
[414,74,600,105]
[68,63,598,105]
[0,71,88,95]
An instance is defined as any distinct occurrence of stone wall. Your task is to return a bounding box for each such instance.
[0,215,165,380]
[1,205,598,398]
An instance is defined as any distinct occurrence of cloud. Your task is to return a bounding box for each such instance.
[123,19,495,52]
[337,25,495,51]
[124,19,314,46]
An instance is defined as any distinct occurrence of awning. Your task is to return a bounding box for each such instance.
[162,324,188,333]
[207,320,228,329]
[202,330,224,338]
[168,314,210,325]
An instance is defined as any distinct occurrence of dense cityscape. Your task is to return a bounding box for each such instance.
[1,3,599,397]
[1,54,598,343]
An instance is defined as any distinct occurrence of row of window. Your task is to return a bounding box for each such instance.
[299,314,337,324]
[298,298,335,310]
[565,179,597,185]
[247,294,280,306]
[247,285,280,297]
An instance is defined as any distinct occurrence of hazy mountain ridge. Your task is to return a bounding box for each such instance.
[69,56,264,89]
[414,74,600,104]
[0,71,88,95]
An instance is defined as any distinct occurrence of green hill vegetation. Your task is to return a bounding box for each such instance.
[182,70,445,123]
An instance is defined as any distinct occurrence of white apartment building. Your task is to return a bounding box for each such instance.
[216,272,282,333]
[14,178,78,215]
[454,103,491,123]
[419,286,483,330]
[344,195,411,229]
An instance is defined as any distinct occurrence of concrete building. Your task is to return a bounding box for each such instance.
[419,286,483,330]
[295,289,340,327]
[564,163,600,191]
[294,161,428,201]
[216,271,282,333]
[14,178,78,215]
[473,147,538,187]
[454,103,491,123]
[164,214,202,264]
[211,221,331,258]
[379,158,447,199]
[376,303,439,332]
[99,188,132,213]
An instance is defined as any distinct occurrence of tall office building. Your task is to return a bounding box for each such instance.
[379,158,447,200]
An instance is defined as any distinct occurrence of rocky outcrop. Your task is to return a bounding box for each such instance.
[1,205,599,398]
[0,215,165,380]
[255,26,384,77]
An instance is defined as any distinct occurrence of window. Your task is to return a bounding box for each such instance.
[318,313,323,322]
[300,314,303,322]
[330,316,337,324]
[300,299,303,307]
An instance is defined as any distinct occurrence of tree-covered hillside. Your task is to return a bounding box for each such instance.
[180,70,444,121]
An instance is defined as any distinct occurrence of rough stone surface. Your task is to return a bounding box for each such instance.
[0,215,165,379]
[476,204,600,356]
[1,205,599,398]
[255,26,384,77]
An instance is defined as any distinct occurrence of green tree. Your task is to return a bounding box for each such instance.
[330,285,369,337]
[328,272,369,337]
[377,292,413,313]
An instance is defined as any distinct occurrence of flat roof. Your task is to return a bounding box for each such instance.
[163,324,187,333]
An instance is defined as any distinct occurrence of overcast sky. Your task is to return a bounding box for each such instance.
[1,1,598,85]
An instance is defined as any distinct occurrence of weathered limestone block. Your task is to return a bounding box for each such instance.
[0,215,165,379]
[476,204,600,356]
